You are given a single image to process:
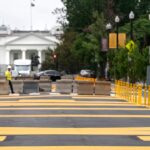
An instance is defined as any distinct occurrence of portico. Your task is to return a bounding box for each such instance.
[2,32,57,65]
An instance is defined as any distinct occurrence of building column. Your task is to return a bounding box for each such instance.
[38,50,42,63]
[6,50,10,65]
[22,50,26,60]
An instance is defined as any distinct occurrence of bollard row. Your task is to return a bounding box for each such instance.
[115,80,150,106]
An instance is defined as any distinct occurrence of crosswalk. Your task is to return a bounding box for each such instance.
[0,95,149,149]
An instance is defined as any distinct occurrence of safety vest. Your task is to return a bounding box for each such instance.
[5,70,12,81]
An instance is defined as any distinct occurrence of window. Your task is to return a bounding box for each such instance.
[14,53,19,60]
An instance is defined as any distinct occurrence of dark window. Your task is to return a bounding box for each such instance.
[14,53,19,60]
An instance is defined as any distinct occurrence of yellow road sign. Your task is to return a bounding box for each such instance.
[126,40,136,52]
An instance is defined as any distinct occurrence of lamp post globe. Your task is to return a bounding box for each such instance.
[115,16,120,50]
[129,11,134,40]
[115,16,120,23]
[106,23,112,30]
[129,11,135,20]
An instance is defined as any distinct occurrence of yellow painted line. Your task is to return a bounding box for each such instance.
[1,127,150,135]
[0,114,149,118]
[0,147,149,150]
[19,100,76,103]
[137,136,150,141]
[0,95,69,99]
[7,100,128,104]
[0,103,135,106]
[0,108,147,111]
[0,136,6,142]
[73,97,120,100]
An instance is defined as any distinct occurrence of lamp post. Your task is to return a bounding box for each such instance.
[129,11,135,40]
[53,54,58,70]
[105,23,112,80]
[106,23,112,47]
[115,16,120,50]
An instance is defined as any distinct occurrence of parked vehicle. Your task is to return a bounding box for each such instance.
[80,69,96,78]
[34,70,61,81]
[14,59,31,76]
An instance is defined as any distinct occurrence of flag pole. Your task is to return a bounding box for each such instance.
[30,0,33,31]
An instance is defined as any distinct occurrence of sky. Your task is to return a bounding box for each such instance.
[0,0,64,30]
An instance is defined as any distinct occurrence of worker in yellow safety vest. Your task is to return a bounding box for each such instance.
[5,66,14,94]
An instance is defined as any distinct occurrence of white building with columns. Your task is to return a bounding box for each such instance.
[0,25,60,74]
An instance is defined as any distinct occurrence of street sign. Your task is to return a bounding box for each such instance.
[126,40,136,52]
[101,38,108,52]
[119,33,126,48]
[109,33,126,49]
[109,33,117,49]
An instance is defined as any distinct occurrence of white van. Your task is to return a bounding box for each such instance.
[14,59,31,76]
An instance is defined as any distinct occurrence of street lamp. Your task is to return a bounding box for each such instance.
[106,23,112,49]
[129,11,135,40]
[105,23,112,80]
[115,16,120,50]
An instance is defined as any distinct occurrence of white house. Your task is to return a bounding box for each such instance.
[0,25,60,75]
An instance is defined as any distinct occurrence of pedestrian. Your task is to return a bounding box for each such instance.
[5,66,14,94]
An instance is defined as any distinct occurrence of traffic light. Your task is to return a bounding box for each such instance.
[31,55,40,66]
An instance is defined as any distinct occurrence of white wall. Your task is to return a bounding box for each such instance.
[0,47,6,64]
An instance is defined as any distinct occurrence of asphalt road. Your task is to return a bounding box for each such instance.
[0,95,149,149]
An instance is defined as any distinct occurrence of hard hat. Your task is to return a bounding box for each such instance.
[7,65,11,69]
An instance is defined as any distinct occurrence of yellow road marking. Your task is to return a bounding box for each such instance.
[19,100,76,103]
[0,108,147,111]
[73,96,120,99]
[0,114,149,118]
[0,103,135,106]
[0,127,150,135]
[1,101,128,105]
[0,136,6,142]
[137,136,150,141]
[0,147,149,150]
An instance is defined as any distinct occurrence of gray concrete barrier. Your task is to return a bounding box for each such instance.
[95,81,111,95]
[77,81,94,95]
[40,76,50,80]
[23,80,39,94]
[0,80,9,95]
[72,81,78,93]
[16,76,33,80]
[39,80,51,92]
[12,80,24,94]
[56,79,73,94]
[0,76,5,80]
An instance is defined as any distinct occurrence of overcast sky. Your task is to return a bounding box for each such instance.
[0,0,64,30]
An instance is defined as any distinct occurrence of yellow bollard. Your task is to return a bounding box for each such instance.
[125,82,128,100]
[130,83,133,102]
[135,84,138,104]
[133,84,136,103]
[144,85,147,105]
[137,85,142,105]
[148,86,150,106]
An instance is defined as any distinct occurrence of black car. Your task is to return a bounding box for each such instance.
[34,70,61,81]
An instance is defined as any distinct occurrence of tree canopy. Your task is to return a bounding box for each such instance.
[42,0,150,82]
